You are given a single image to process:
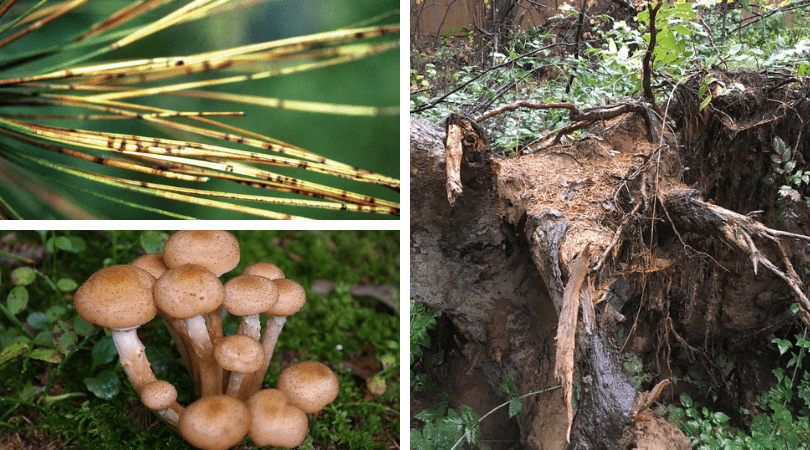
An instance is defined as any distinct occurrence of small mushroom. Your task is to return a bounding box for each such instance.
[223,274,279,340]
[132,253,196,383]
[162,230,240,277]
[140,380,183,426]
[153,264,225,396]
[277,360,339,413]
[239,278,307,399]
[178,395,249,450]
[214,334,264,397]
[130,253,169,279]
[242,261,285,281]
[74,265,158,391]
[246,389,308,448]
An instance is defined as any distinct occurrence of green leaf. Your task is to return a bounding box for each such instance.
[140,231,170,254]
[83,370,120,399]
[699,95,712,111]
[7,286,29,314]
[0,341,30,365]
[45,305,67,322]
[26,311,51,330]
[508,397,523,418]
[772,338,792,355]
[66,236,86,253]
[56,278,79,292]
[91,336,118,369]
[499,374,517,396]
[34,330,54,347]
[53,319,77,355]
[10,266,36,286]
[30,347,63,363]
[73,315,95,337]
[681,392,693,408]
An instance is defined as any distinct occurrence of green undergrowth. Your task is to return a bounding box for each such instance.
[411,0,810,156]
[668,326,810,449]
[0,230,400,449]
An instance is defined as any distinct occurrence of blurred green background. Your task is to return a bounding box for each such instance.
[0,0,399,219]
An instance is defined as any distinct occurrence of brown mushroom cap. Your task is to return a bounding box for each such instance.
[277,361,339,413]
[163,230,240,277]
[223,275,279,316]
[214,335,264,373]
[247,389,308,448]
[266,279,306,317]
[178,395,250,450]
[131,253,168,280]
[242,262,285,281]
[140,380,177,411]
[153,264,225,319]
[74,265,157,329]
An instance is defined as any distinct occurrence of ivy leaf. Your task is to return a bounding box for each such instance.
[73,316,95,337]
[56,278,79,292]
[83,370,120,399]
[0,342,30,365]
[30,348,63,363]
[91,337,118,370]
[7,286,29,314]
[53,319,77,355]
[26,311,51,330]
[10,267,36,286]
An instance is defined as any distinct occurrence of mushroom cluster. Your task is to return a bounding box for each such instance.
[74,230,339,450]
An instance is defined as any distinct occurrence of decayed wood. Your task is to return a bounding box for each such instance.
[554,243,592,443]
[445,120,464,204]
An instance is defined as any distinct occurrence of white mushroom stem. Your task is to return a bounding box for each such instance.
[184,315,220,397]
[160,403,185,426]
[236,313,262,341]
[111,326,157,392]
[227,372,247,398]
[239,316,286,400]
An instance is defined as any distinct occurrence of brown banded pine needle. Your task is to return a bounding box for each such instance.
[0,0,398,218]
[18,94,400,189]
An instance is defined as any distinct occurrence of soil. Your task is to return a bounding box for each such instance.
[411,70,810,449]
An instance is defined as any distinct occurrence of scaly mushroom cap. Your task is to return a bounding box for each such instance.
[247,389,308,448]
[223,275,279,316]
[242,261,285,280]
[74,265,157,329]
[178,395,249,450]
[277,361,339,413]
[266,279,306,317]
[140,380,177,411]
[214,335,264,373]
[131,253,169,280]
[163,230,240,277]
[153,264,225,319]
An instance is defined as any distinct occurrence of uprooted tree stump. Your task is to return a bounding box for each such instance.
[411,69,810,449]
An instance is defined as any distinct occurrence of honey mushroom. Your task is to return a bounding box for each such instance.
[214,334,264,397]
[223,274,279,341]
[238,278,307,400]
[131,253,196,386]
[153,264,225,397]
[178,395,250,450]
[277,360,340,414]
[161,230,241,391]
[247,389,309,448]
[77,231,344,449]
[73,265,159,391]
[140,380,184,425]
